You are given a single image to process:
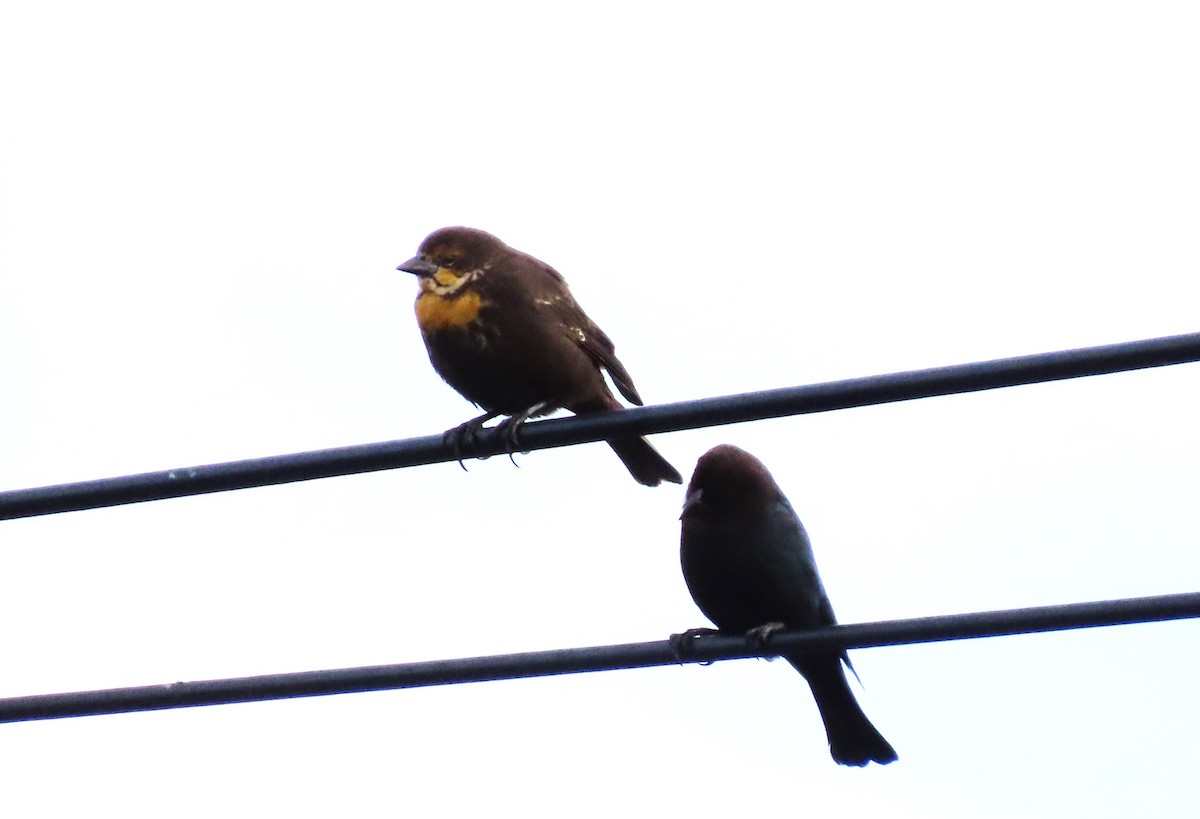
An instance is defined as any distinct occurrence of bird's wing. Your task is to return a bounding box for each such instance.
[551,295,643,406]
[768,497,861,674]
[756,499,839,629]
[518,256,644,406]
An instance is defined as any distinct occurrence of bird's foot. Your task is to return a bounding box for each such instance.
[493,416,527,467]
[442,412,499,472]
[669,627,722,664]
[744,622,787,660]
[493,402,552,466]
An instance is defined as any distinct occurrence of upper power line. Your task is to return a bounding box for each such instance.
[1,330,1198,521]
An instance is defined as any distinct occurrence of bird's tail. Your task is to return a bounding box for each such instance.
[789,654,898,767]
[607,436,683,487]
[572,399,682,487]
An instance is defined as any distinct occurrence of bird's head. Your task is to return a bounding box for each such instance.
[396,226,504,294]
[682,444,782,521]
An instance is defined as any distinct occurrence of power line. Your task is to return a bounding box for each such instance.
[2,331,1199,521]
[1,591,1196,723]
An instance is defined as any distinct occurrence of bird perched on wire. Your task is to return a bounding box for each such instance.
[678,444,897,766]
[396,226,681,487]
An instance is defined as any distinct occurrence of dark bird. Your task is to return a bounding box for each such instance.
[679,444,897,766]
[396,226,681,487]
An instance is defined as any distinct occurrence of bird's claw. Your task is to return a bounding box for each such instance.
[442,424,476,472]
[745,622,787,659]
[669,627,721,664]
[493,416,526,467]
[442,413,498,471]
[442,405,543,472]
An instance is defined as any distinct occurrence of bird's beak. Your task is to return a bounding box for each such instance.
[397,256,438,277]
[680,487,704,519]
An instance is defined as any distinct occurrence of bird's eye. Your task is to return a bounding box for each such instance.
[442,257,456,268]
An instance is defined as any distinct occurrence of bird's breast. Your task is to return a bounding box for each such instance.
[415,290,486,332]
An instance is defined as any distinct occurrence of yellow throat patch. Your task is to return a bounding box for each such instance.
[414,268,485,332]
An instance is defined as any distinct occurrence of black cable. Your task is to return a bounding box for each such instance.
[2,331,1198,521]
[1,591,1196,723]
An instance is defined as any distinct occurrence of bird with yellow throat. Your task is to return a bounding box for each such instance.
[397,226,682,487]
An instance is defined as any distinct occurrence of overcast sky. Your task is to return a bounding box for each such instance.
[2,2,1199,816]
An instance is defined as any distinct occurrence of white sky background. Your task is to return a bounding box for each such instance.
[2,1,1199,815]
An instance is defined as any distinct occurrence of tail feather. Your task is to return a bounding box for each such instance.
[790,655,898,767]
[571,399,682,487]
[607,436,683,487]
